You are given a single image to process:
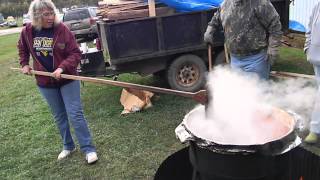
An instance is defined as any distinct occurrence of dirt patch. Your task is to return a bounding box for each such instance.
[282,33,305,49]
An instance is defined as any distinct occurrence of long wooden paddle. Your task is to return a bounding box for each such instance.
[270,71,314,79]
[11,67,208,104]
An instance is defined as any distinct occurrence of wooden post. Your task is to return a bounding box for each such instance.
[148,0,156,17]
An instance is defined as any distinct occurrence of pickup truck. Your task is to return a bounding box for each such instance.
[80,0,290,92]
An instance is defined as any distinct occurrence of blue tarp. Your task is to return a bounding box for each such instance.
[289,20,306,33]
[160,0,306,33]
[159,0,223,12]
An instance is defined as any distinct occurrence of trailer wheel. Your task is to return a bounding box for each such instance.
[167,54,206,92]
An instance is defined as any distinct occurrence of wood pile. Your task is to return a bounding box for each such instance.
[97,0,174,21]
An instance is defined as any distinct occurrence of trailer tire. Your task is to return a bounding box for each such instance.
[167,54,206,92]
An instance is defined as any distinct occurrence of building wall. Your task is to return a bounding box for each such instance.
[290,0,319,29]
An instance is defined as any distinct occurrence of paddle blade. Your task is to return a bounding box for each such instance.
[192,90,208,105]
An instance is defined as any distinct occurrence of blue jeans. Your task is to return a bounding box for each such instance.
[310,65,320,134]
[38,80,96,154]
[230,51,270,80]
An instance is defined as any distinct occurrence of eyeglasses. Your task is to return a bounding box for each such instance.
[42,11,55,17]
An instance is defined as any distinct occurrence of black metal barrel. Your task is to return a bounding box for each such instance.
[189,141,291,180]
[154,146,320,180]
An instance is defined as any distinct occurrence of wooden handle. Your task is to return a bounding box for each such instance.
[270,71,314,79]
[11,67,208,104]
[224,43,230,64]
[208,45,212,71]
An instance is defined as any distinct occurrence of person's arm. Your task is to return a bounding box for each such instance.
[57,27,81,74]
[304,3,319,53]
[17,28,31,74]
[255,0,282,62]
[204,8,222,45]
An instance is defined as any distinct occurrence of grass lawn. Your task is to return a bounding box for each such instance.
[0,33,192,179]
[273,46,314,75]
[0,33,315,179]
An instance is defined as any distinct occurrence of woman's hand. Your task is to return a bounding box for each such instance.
[53,68,64,79]
[22,65,32,75]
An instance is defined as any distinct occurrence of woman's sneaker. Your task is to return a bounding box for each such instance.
[57,148,76,160]
[86,152,98,164]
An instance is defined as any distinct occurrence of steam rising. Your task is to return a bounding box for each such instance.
[189,66,317,145]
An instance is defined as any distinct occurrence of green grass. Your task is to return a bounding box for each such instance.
[0,33,316,179]
[0,34,20,63]
[272,47,314,75]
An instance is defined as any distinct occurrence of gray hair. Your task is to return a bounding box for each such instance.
[28,0,60,30]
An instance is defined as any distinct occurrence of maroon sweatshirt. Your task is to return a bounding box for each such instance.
[18,23,81,87]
